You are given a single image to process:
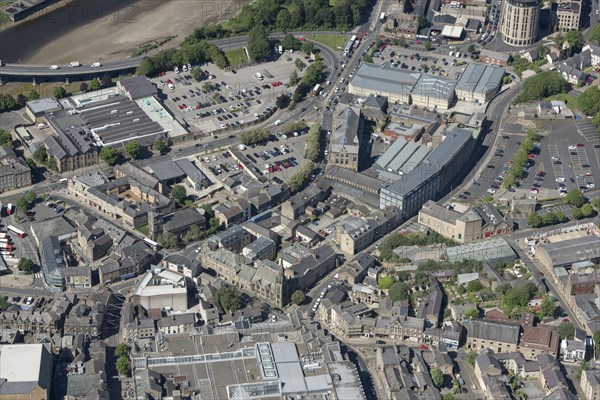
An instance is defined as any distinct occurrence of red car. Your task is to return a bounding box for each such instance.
[419,345,428,350]
[416,40,422,44]
[298,36,305,41]
[537,171,545,176]
[576,143,585,147]
[528,154,535,159]
[166,79,173,84]
[585,172,593,176]
[204,70,209,75]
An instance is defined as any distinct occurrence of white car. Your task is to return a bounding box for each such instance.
[556,177,565,183]
[551,156,560,161]
[587,183,595,189]
[487,188,496,194]
[559,191,567,196]
[568,145,576,150]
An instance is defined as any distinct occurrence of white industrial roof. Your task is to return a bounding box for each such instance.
[0,343,49,383]
[441,25,464,38]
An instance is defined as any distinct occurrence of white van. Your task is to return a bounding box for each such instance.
[90,62,102,68]
[182,65,188,72]
[168,83,175,90]
[174,66,180,73]
[49,65,59,70]
[274,119,283,126]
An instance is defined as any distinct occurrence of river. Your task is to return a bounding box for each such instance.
[0,0,246,64]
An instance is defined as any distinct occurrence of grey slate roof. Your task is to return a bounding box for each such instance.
[468,319,520,344]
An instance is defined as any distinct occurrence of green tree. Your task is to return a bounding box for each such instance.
[466,351,477,367]
[101,75,113,87]
[295,58,307,71]
[362,54,373,63]
[0,129,13,148]
[216,286,241,312]
[467,280,483,292]
[158,231,179,249]
[115,343,131,358]
[276,94,290,109]
[378,275,396,289]
[89,79,102,91]
[124,140,143,159]
[558,322,575,340]
[572,208,585,220]
[154,138,167,154]
[555,211,567,223]
[291,290,306,305]
[423,41,432,51]
[247,26,272,61]
[581,203,594,218]
[442,393,456,400]
[286,161,314,192]
[465,307,479,319]
[578,86,600,116]
[540,295,556,317]
[300,60,324,87]
[593,331,600,357]
[33,146,48,164]
[389,281,409,301]
[502,283,536,316]
[467,44,475,53]
[431,367,444,387]
[53,86,67,99]
[116,356,130,376]
[590,23,600,45]
[576,361,590,379]
[565,189,587,207]
[15,197,28,214]
[183,225,201,242]
[414,269,429,287]
[542,212,559,226]
[171,185,187,203]
[17,258,34,274]
[99,146,120,166]
[25,157,35,169]
[0,296,11,311]
[301,41,314,55]
[289,70,299,86]
[16,93,27,107]
[528,212,543,228]
[24,191,36,204]
[79,82,89,92]
[281,34,302,51]
[27,90,40,101]
[191,67,206,81]
[514,71,569,103]
[240,128,270,146]
[0,94,16,112]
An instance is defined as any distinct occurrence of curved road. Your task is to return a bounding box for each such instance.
[0,31,341,78]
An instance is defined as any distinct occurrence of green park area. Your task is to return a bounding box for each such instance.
[303,34,348,51]
[225,48,248,65]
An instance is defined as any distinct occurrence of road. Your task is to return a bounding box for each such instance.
[0,30,341,79]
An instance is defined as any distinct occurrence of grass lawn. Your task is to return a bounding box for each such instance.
[303,34,348,51]
[544,93,579,111]
[225,48,247,65]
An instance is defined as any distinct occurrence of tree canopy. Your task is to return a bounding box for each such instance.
[0,94,17,112]
[564,189,587,207]
[281,34,302,51]
[558,322,575,340]
[171,185,187,203]
[125,141,143,160]
[287,161,314,192]
[291,290,306,305]
[0,129,13,148]
[17,258,35,274]
[247,27,272,61]
[99,146,120,166]
[240,128,270,145]
[378,275,396,289]
[304,123,322,162]
[217,286,241,312]
[578,86,600,117]
[590,23,600,45]
[514,71,569,103]
[540,296,556,318]
[431,367,444,387]
[53,86,67,99]
[389,281,409,301]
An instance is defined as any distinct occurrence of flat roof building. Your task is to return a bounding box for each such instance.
[117,76,158,100]
[349,63,420,104]
[0,343,53,400]
[375,139,430,178]
[536,235,600,269]
[455,63,506,104]
[380,126,475,219]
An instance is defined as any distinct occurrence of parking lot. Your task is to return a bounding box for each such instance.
[150,53,312,133]
[454,116,600,203]
[197,126,313,184]
[367,41,475,80]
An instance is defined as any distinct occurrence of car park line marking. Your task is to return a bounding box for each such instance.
[548,145,565,181]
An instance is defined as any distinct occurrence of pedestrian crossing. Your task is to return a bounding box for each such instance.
[33,272,43,279]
